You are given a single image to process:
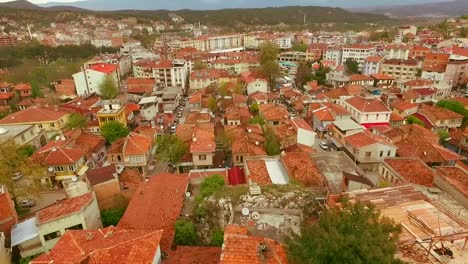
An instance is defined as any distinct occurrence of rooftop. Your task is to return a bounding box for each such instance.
[384,158,435,187]
[0,106,69,124]
[36,192,94,225]
[345,96,390,113]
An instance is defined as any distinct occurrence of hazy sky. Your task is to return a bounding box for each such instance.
[0,0,453,9]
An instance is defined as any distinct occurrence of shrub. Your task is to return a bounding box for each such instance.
[210,229,224,247]
[101,208,125,227]
[174,220,198,246]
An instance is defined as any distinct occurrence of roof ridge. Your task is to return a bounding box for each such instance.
[69,232,86,256]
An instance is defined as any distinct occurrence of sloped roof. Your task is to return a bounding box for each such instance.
[0,106,69,124]
[345,96,390,113]
[384,158,435,187]
[36,193,94,225]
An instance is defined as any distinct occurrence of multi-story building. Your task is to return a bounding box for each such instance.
[384,45,409,60]
[325,46,342,65]
[341,45,377,72]
[396,25,417,42]
[0,124,47,148]
[444,47,468,87]
[306,43,328,61]
[133,59,188,89]
[363,56,383,75]
[72,63,120,97]
[85,54,132,77]
[278,51,308,63]
[380,59,419,80]
[173,34,244,52]
[97,100,127,128]
[0,34,17,47]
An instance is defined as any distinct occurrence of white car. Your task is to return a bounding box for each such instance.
[319,141,329,150]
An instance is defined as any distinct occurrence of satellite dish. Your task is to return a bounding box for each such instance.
[251,212,260,220]
[185,192,191,197]
[48,167,54,172]
[71,176,78,182]
[241,207,250,216]
[60,135,66,141]
[55,135,60,141]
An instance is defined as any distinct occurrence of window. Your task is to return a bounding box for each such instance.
[387,151,391,156]
[365,152,371,158]
[66,224,83,231]
[199,155,207,161]
[50,123,55,127]
[380,151,383,157]
[38,124,43,129]
[44,231,61,241]
[68,164,77,171]
[54,166,64,172]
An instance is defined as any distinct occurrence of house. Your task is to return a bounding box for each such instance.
[341,96,391,128]
[118,173,189,253]
[11,192,102,258]
[343,130,397,170]
[127,77,156,96]
[164,246,221,264]
[0,186,18,237]
[369,73,394,88]
[14,83,32,98]
[97,99,127,128]
[220,225,288,264]
[421,53,450,83]
[185,111,212,124]
[433,166,468,209]
[363,56,383,75]
[176,124,216,170]
[54,79,76,99]
[85,164,121,210]
[0,82,14,106]
[258,103,289,126]
[331,119,364,147]
[402,88,437,103]
[384,45,410,60]
[0,124,48,148]
[311,103,351,136]
[138,96,159,122]
[240,71,268,95]
[412,104,463,132]
[72,63,120,97]
[0,106,70,137]
[245,157,289,185]
[60,95,101,116]
[224,106,250,126]
[30,227,163,264]
[189,69,220,91]
[391,101,419,117]
[225,125,265,167]
[280,152,327,187]
[378,157,435,186]
[123,133,153,175]
[389,112,405,128]
[0,232,9,264]
[133,59,188,89]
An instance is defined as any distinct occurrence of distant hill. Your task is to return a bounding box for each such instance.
[367,0,468,17]
[0,0,88,12]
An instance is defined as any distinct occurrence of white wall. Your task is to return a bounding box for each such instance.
[297,128,316,147]
[246,80,268,95]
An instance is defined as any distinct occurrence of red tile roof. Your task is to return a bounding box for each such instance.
[164,246,222,264]
[220,225,288,264]
[31,227,162,264]
[0,187,18,234]
[345,131,394,149]
[417,104,463,124]
[384,158,435,186]
[258,104,289,122]
[124,133,152,155]
[0,106,69,124]
[392,101,418,111]
[35,146,84,166]
[246,160,271,185]
[86,164,117,186]
[435,166,468,197]
[345,96,390,113]
[89,63,119,74]
[281,152,326,187]
[37,192,94,224]
[118,173,189,252]
[14,83,31,91]
[0,92,14,100]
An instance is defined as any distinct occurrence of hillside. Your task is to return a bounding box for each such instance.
[0,0,88,11]
[368,0,468,17]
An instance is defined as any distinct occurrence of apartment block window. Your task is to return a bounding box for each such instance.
[199,155,207,161]
[380,151,383,157]
[66,224,83,231]
[44,231,61,241]
[54,166,64,172]
[68,164,77,171]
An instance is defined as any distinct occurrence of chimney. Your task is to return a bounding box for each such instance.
[85,232,93,241]
[257,242,268,261]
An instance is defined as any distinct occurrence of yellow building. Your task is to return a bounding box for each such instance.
[0,106,70,137]
[97,100,127,128]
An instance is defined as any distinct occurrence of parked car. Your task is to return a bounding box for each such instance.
[13,172,23,181]
[18,198,35,208]
[319,141,329,150]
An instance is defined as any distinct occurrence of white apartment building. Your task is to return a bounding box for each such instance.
[73,63,120,97]
[384,45,410,60]
[325,47,343,64]
[341,45,377,72]
[133,59,189,89]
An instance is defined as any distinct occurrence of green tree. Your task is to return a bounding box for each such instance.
[101,208,126,227]
[208,97,218,113]
[66,113,88,129]
[438,130,450,144]
[249,102,259,115]
[259,42,281,89]
[312,64,330,86]
[210,229,224,247]
[99,75,119,100]
[0,141,45,201]
[406,116,425,127]
[174,220,198,246]
[249,115,266,126]
[100,121,129,144]
[295,62,313,90]
[264,126,281,156]
[344,58,359,74]
[30,79,42,98]
[199,174,225,199]
[286,202,403,264]
[416,68,422,77]
[291,41,308,52]
[436,100,468,128]
[155,134,188,169]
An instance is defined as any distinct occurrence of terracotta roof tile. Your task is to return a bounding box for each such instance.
[345,96,390,113]
[258,104,289,122]
[435,166,468,197]
[35,146,84,166]
[86,165,117,186]
[31,227,162,264]
[0,106,69,124]
[37,192,94,224]
[345,131,394,149]
[384,158,435,186]
[118,173,189,252]
[246,160,271,185]
[119,168,142,190]
[281,152,326,187]
[220,225,288,264]
[124,133,152,155]
[164,246,222,264]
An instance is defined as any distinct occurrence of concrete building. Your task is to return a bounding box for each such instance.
[341,45,377,72]
[380,59,419,80]
[133,59,189,89]
[72,63,120,97]
[0,124,47,148]
[340,96,391,128]
[97,100,127,128]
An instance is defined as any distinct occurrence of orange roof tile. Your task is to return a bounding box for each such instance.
[435,166,468,197]
[124,133,152,155]
[258,104,289,122]
[89,63,118,74]
[164,246,222,264]
[281,152,326,187]
[384,158,435,186]
[345,131,394,149]
[220,225,288,264]
[246,160,271,185]
[37,193,94,224]
[118,173,188,252]
[0,106,69,124]
[31,227,162,264]
[35,146,84,166]
[345,96,390,113]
